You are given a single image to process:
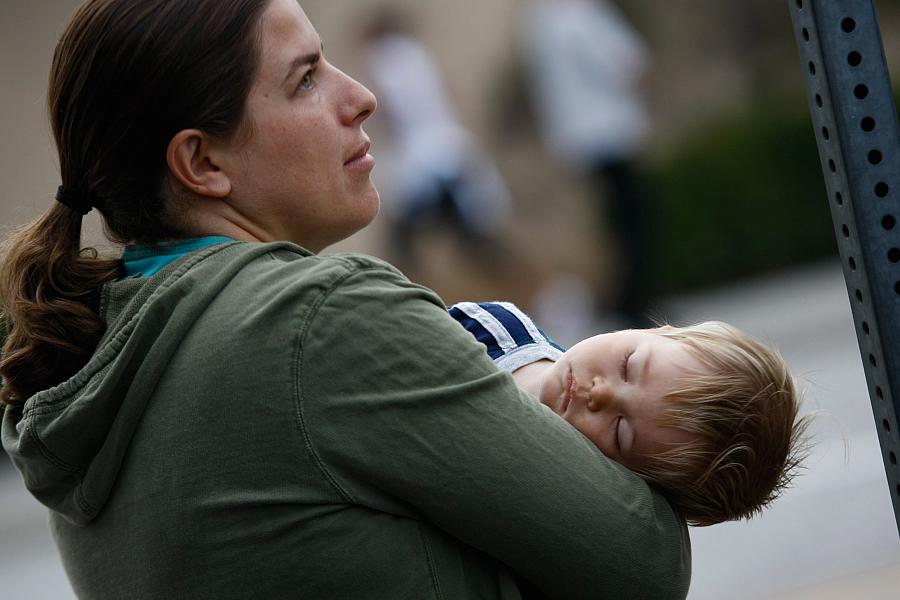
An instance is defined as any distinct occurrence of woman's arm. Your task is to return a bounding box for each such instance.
[296,258,690,599]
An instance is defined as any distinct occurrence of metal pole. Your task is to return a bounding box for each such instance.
[789,0,900,534]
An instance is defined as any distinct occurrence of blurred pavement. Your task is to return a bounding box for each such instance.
[1,260,899,599]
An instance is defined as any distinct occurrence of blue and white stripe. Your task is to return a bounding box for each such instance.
[449,301,565,372]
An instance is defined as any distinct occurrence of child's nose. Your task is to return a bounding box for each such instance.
[586,376,614,411]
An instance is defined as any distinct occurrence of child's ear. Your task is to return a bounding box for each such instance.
[166,129,232,198]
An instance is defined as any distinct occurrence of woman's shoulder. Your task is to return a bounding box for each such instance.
[101,242,421,332]
[216,241,396,273]
[267,246,403,277]
[156,240,407,290]
[194,242,444,319]
[234,243,413,294]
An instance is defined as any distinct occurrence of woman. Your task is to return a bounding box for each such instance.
[0,1,690,598]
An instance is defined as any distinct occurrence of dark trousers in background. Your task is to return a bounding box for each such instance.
[390,175,501,279]
[592,157,656,327]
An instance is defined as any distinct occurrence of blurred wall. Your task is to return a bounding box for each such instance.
[0,0,81,232]
[2,0,899,299]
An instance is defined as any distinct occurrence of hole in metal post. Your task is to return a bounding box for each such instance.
[876,182,889,197]
[796,0,802,8]
[836,192,844,205]
[895,281,900,295]
[871,354,878,367]
[883,215,896,230]
[862,117,876,132]
[802,28,810,42]
[842,18,856,33]
[885,418,892,432]
[869,150,883,165]
[893,452,898,465]
[822,127,830,140]
[877,386,884,398]
[863,321,870,335]
[829,159,837,173]
[856,289,863,302]
[855,85,869,99]
[848,51,862,66]
[889,248,900,263]
[842,224,850,238]
[815,94,823,108]
[809,61,817,75]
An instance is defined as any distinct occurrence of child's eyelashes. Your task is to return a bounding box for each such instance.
[619,349,634,382]
[614,416,623,453]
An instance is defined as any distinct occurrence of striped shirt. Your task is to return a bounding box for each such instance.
[448,301,565,372]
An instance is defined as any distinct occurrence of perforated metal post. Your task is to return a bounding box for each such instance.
[790,0,900,534]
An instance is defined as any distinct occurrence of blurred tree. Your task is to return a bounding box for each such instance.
[647,99,840,294]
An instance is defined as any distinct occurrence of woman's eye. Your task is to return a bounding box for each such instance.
[298,71,315,91]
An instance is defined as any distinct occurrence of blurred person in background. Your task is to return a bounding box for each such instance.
[360,6,513,281]
[521,0,655,327]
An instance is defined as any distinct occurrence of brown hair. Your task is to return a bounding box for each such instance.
[635,322,810,527]
[0,0,271,405]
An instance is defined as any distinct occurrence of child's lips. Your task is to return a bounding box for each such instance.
[560,366,575,414]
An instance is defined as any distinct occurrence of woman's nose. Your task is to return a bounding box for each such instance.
[586,376,614,412]
[339,70,377,126]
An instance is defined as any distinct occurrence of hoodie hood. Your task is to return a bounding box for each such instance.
[1,241,289,524]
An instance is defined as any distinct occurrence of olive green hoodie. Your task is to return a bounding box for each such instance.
[2,241,690,599]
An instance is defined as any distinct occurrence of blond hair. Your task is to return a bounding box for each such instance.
[633,321,810,527]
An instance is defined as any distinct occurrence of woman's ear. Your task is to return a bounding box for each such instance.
[166,129,232,198]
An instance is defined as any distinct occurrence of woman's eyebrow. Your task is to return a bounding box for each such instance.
[283,40,324,84]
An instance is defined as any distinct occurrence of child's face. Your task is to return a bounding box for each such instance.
[538,329,706,471]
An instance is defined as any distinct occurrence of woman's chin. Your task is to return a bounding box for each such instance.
[354,185,381,231]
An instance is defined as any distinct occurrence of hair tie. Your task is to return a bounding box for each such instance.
[55,185,92,216]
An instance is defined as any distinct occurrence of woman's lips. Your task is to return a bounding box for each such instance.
[344,142,375,173]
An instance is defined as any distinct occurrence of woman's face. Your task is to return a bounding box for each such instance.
[219,0,379,251]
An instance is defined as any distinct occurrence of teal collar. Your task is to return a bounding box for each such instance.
[122,236,235,278]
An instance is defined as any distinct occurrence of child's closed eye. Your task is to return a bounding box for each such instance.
[620,349,634,381]
[614,416,622,453]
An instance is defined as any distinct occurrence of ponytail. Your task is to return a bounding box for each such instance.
[0,203,120,406]
[0,0,269,404]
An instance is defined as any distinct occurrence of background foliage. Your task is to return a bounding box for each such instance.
[646,99,838,294]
